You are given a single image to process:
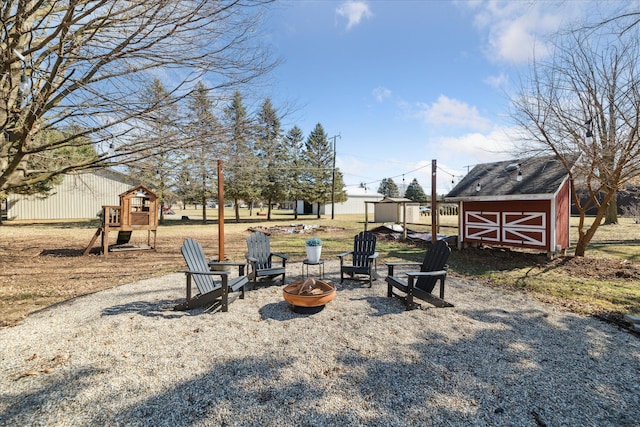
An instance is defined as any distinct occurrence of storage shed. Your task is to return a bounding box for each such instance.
[372,197,420,223]
[296,187,383,215]
[445,155,576,255]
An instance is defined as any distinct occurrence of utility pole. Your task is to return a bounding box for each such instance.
[328,133,341,219]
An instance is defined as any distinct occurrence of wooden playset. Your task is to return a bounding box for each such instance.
[84,185,158,256]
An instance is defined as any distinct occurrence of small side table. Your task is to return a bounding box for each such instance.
[208,260,246,277]
[302,259,324,279]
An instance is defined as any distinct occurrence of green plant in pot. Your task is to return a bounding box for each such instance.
[305,237,322,263]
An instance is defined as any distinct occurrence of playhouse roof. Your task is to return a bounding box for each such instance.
[446,155,577,201]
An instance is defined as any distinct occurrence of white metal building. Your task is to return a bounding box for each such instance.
[5,169,138,221]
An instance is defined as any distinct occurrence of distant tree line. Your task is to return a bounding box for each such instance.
[378,177,429,202]
[127,80,347,223]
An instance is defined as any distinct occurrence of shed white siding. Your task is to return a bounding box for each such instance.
[295,190,383,215]
[6,171,134,220]
[323,194,383,215]
[374,203,420,223]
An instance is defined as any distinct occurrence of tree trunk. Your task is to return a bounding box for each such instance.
[201,194,207,223]
[603,192,618,224]
[159,199,165,225]
[574,236,588,256]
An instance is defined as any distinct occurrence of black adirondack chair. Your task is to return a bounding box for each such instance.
[174,238,248,312]
[245,231,288,287]
[385,239,453,309]
[337,231,379,287]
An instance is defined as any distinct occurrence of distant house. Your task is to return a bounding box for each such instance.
[5,169,139,221]
[445,155,576,255]
[296,187,384,215]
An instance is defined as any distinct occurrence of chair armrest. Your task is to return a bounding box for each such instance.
[245,255,258,263]
[336,251,353,259]
[185,269,229,277]
[406,270,447,278]
[271,252,288,261]
[385,261,421,276]
[385,261,421,267]
[369,252,379,259]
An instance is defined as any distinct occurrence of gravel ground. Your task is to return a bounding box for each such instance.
[1,260,639,427]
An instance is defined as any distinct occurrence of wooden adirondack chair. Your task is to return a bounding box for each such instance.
[174,238,248,312]
[337,231,379,287]
[245,231,288,287]
[385,239,453,309]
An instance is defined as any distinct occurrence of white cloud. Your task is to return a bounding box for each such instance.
[462,0,582,65]
[336,1,373,30]
[372,86,392,103]
[485,72,509,90]
[416,95,491,131]
[431,126,519,170]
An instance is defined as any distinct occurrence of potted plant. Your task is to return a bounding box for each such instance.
[305,236,323,263]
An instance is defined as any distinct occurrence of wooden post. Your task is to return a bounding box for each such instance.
[218,160,224,261]
[364,201,369,231]
[431,159,438,242]
[402,201,407,240]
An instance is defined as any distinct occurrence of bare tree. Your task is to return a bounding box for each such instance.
[512,24,640,256]
[1,0,276,197]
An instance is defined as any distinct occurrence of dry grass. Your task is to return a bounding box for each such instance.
[1,208,639,328]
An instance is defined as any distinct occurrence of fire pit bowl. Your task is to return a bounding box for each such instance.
[283,278,336,312]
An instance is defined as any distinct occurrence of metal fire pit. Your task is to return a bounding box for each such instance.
[283,277,336,314]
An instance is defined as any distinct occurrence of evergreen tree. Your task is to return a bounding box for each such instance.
[404,178,428,202]
[184,81,221,222]
[223,91,260,222]
[333,170,348,204]
[302,123,333,218]
[283,126,305,219]
[255,98,285,220]
[378,178,399,197]
[128,78,179,224]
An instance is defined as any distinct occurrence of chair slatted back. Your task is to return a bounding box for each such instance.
[417,239,451,293]
[181,238,217,294]
[246,232,272,270]
[352,231,377,267]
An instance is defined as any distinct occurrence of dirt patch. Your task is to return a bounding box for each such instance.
[247,224,346,236]
[547,256,640,280]
[452,245,640,280]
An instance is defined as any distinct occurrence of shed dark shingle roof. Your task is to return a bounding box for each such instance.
[446,155,576,200]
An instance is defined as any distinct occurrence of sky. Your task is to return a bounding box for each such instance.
[258,0,623,195]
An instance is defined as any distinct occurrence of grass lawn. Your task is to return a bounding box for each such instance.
[0,208,639,328]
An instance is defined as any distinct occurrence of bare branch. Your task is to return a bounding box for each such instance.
[1,0,277,195]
